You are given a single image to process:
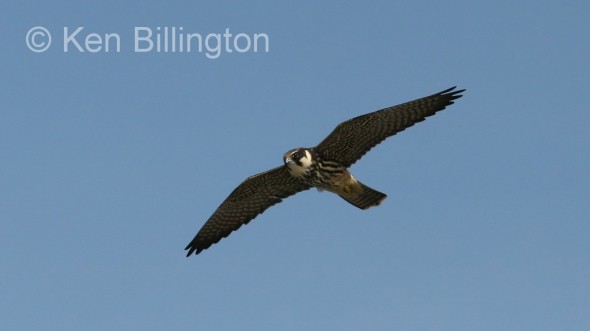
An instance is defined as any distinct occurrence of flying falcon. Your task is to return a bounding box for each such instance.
[185,86,465,256]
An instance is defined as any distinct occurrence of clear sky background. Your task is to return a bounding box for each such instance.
[2,1,589,330]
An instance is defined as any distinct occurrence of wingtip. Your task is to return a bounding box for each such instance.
[440,86,457,93]
[439,86,466,103]
[441,86,466,94]
[185,248,200,257]
[184,242,201,257]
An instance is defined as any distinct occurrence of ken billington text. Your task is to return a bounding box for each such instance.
[63,27,270,59]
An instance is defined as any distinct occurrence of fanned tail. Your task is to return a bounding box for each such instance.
[339,182,387,210]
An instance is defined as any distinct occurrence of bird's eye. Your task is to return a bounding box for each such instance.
[292,152,299,159]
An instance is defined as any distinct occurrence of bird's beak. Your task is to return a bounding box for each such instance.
[284,157,293,164]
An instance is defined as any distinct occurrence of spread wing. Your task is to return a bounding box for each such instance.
[185,166,311,256]
[315,86,465,167]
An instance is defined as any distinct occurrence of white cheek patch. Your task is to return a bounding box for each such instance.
[300,150,313,168]
[288,163,306,176]
[286,150,313,176]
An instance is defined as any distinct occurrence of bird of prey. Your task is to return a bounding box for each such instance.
[185,86,465,256]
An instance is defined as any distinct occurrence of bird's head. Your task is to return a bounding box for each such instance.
[283,148,313,175]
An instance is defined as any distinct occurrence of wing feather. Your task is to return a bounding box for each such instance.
[185,166,310,256]
[315,86,465,167]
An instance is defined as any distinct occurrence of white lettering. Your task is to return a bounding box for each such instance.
[135,27,153,52]
[63,27,84,52]
[84,33,102,53]
[233,33,251,53]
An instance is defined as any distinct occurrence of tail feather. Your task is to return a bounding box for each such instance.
[339,182,387,210]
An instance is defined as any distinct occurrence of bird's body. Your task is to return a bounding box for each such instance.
[283,147,386,209]
[185,86,465,256]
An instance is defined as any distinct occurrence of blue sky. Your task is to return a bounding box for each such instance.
[2,1,589,330]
